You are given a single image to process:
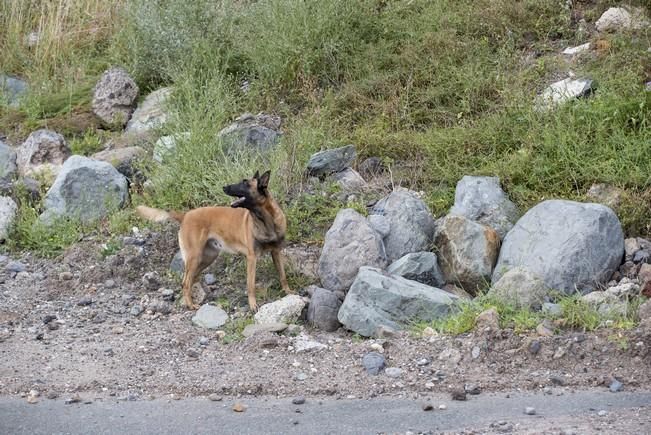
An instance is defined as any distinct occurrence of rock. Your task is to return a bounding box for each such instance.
[362,351,386,375]
[535,77,593,111]
[192,304,228,329]
[153,132,190,163]
[386,252,445,288]
[586,183,623,209]
[149,301,172,315]
[451,390,467,401]
[17,129,71,178]
[422,403,434,411]
[605,282,639,298]
[232,402,246,412]
[536,320,554,337]
[254,295,306,324]
[306,286,341,332]
[0,196,17,241]
[542,303,562,317]
[358,157,385,178]
[367,214,390,238]
[597,410,607,417]
[92,67,139,127]
[562,42,591,56]
[218,112,281,155]
[449,176,519,239]
[0,75,28,107]
[609,379,623,393]
[203,273,217,286]
[528,340,542,354]
[582,291,625,316]
[488,268,549,310]
[338,267,459,337]
[125,87,172,134]
[91,146,145,181]
[208,393,222,402]
[130,305,143,317]
[493,200,624,295]
[624,238,641,261]
[292,397,306,405]
[370,189,436,262]
[58,271,73,281]
[77,296,93,306]
[242,323,285,339]
[465,384,481,395]
[318,208,388,292]
[306,144,356,177]
[293,333,327,352]
[0,141,17,184]
[436,215,500,294]
[39,156,129,224]
[385,367,403,378]
[332,167,367,192]
[170,250,184,274]
[595,7,649,33]
[524,407,536,415]
[142,271,161,290]
[475,308,500,334]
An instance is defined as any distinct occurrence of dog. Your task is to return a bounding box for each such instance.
[136,170,292,311]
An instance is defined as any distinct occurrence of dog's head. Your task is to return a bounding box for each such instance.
[223,170,271,209]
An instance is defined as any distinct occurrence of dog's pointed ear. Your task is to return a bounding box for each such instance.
[253,170,260,180]
[258,170,271,190]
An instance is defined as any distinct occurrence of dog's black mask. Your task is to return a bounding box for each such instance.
[223,170,271,209]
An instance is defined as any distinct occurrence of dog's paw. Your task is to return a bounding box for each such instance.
[248,299,258,312]
[283,286,295,295]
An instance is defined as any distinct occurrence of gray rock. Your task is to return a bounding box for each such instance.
[332,167,367,192]
[535,77,593,111]
[293,333,327,352]
[292,397,305,405]
[170,250,184,274]
[385,367,403,378]
[0,196,17,241]
[386,252,445,288]
[39,156,129,224]
[488,267,550,310]
[542,303,562,317]
[449,176,519,239]
[254,295,306,324]
[17,129,71,178]
[306,286,341,332]
[492,200,624,295]
[362,351,386,375]
[609,379,623,393]
[218,112,281,155]
[595,7,649,32]
[562,43,591,56]
[367,214,390,238]
[153,133,190,163]
[0,141,17,183]
[92,67,139,127]
[91,146,145,181]
[318,208,388,292]
[126,87,172,134]
[204,273,217,286]
[242,323,288,338]
[370,189,436,262]
[338,267,459,337]
[0,75,28,107]
[524,407,536,415]
[307,144,356,177]
[192,304,228,329]
[436,215,500,294]
[581,291,625,316]
[605,282,639,298]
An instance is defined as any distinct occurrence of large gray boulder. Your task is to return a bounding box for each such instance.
[92,67,139,127]
[492,200,624,294]
[126,87,172,134]
[338,267,459,337]
[370,189,436,262]
[17,129,71,178]
[449,176,519,239]
[435,215,500,294]
[306,286,342,332]
[386,252,445,288]
[40,155,129,224]
[487,267,550,310]
[91,146,146,181]
[307,144,356,177]
[0,141,17,183]
[318,208,388,292]
[218,112,281,155]
[0,196,17,241]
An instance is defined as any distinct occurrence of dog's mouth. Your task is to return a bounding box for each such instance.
[231,197,246,207]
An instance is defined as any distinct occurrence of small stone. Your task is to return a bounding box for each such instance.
[471,346,481,359]
[242,323,288,337]
[192,304,228,329]
[536,321,554,337]
[422,403,434,411]
[65,394,81,404]
[198,336,209,346]
[130,305,143,316]
[416,358,430,366]
[59,271,73,281]
[292,397,306,405]
[385,367,403,378]
[528,339,541,355]
[438,404,447,410]
[465,384,481,395]
[46,392,58,400]
[27,395,39,404]
[451,389,467,401]
[204,273,217,286]
[609,379,623,393]
[370,343,384,353]
[524,407,536,415]
[186,348,200,359]
[422,327,436,337]
[5,261,26,273]
[233,402,246,412]
[208,393,222,402]
[597,410,607,417]
[160,288,175,301]
[77,296,93,306]
[295,373,308,381]
[550,375,565,386]
[43,314,57,324]
[362,352,386,375]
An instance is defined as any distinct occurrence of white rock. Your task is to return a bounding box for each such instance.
[562,43,591,55]
[254,294,306,324]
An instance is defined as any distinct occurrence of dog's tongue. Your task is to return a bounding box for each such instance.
[231,197,245,207]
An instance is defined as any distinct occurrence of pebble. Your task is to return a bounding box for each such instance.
[43,314,57,324]
[292,396,306,405]
[186,348,200,359]
[65,394,81,404]
[451,389,467,401]
[199,336,209,346]
[524,406,536,415]
[6,261,26,273]
[160,288,175,301]
[208,393,222,402]
[77,296,93,306]
[385,367,403,378]
[464,384,481,395]
[471,346,481,359]
[295,373,308,381]
[370,342,384,353]
[233,402,246,412]
[528,340,541,354]
[130,305,144,316]
[438,404,447,410]
[362,352,386,375]
[204,273,217,285]
[46,392,58,399]
[597,410,607,417]
[27,395,38,404]
[104,279,116,289]
[416,358,430,366]
[422,403,433,411]
[609,379,623,392]
[59,271,73,281]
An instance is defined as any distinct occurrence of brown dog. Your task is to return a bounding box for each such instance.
[136,170,292,311]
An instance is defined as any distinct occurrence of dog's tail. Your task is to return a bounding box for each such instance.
[135,205,185,223]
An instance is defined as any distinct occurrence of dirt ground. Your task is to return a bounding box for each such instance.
[1,227,650,408]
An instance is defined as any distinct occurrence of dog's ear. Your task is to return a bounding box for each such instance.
[253,170,260,180]
[258,170,271,190]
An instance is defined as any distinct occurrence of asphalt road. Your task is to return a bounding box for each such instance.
[2,390,650,434]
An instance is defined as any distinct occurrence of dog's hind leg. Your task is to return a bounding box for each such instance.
[246,253,258,312]
[271,248,293,295]
[179,228,208,310]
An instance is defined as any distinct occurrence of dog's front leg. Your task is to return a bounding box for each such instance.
[246,254,258,312]
[271,249,293,295]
